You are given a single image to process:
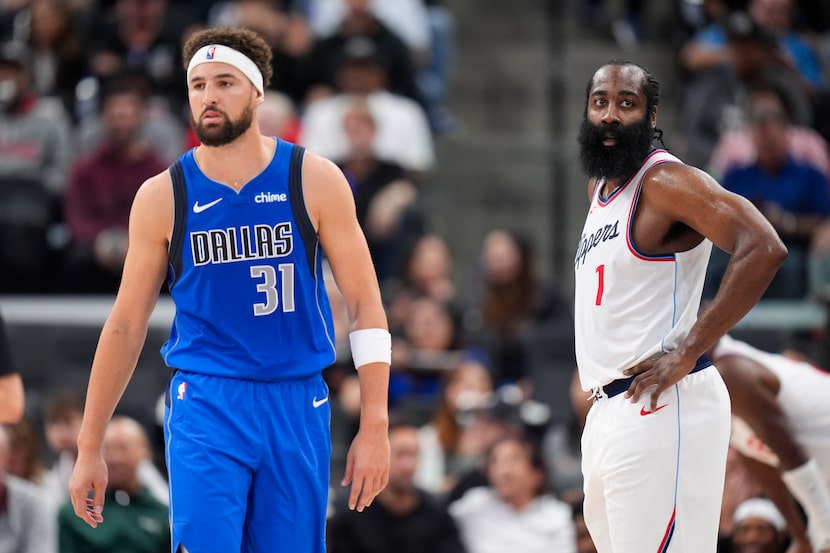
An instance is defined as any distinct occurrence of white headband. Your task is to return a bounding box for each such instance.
[187,44,264,95]
[733,498,786,532]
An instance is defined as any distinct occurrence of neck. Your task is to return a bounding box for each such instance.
[195,130,274,190]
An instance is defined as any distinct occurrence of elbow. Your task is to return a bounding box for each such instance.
[770,238,788,269]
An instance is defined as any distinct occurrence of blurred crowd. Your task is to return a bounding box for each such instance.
[1,0,830,552]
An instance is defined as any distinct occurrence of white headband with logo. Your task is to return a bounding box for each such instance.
[187,44,264,95]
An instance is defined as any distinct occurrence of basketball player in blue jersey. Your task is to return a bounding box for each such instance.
[574,59,787,552]
[68,27,392,553]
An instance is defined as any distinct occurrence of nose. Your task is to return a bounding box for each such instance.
[201,82,219,106]
[600,104,620,125]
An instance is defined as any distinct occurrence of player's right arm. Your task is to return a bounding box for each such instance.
[68,171,173,528]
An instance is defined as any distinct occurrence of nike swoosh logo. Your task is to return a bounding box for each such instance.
[193,198,223,213]
[640,404,668,416]
[312,396,329,408]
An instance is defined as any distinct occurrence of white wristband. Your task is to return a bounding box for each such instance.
[782,459,830,547]
[349,328,391,369]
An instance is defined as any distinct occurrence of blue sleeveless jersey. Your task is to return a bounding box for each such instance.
[160,140,336,380]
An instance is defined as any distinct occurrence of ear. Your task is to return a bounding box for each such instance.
[254,88,265,107]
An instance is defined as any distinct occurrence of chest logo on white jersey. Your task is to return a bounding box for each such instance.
[193,198,223,213]
[575,219,621,270]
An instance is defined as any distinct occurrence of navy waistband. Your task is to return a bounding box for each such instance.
[601,353,712,398]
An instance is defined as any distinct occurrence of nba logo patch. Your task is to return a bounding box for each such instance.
[177,381,187,400]
[206,46,216,60]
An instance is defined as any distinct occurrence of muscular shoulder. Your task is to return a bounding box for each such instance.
[130,169,174,241]
[639,161,725,219]
[300,150,354,226]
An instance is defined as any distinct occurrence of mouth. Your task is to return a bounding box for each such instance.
[602,133,618,146]
[201,110,225,124]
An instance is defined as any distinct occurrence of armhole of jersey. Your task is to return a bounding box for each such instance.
[168,160,188,289]
[288,145,319,272]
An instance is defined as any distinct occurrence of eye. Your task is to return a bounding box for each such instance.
[621,99,634,108]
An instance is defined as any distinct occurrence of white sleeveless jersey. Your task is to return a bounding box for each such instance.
[574,149,712,390]
[715,335,830,478]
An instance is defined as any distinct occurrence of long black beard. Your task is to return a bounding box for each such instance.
[192,103,254,147]
[577,115,655,180]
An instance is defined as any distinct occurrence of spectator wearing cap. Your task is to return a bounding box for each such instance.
[300,35,435,175]
[731,497,788,553]
[301,0,420,103]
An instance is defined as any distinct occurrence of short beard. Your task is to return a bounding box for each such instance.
[192,103,254,147]
[577,115,655,180]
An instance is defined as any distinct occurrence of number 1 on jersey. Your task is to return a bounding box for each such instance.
[595,264,605,306]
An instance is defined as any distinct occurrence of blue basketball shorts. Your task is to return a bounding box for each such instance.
[163,370,331,553]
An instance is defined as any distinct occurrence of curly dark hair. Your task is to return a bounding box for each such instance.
[182,27,273,90]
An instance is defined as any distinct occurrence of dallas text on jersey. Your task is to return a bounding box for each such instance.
[191,222,294,266]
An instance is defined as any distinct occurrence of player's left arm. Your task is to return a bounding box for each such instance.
[302,151,390,512]
[625,163,787,409]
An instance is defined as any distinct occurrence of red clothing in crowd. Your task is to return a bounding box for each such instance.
[63,143,167,244]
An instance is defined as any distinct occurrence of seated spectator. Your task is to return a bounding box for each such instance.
[415,354,496,495]
[709,80,830,180]
[58,416,170,553]
[60,77,169,294]
[21,0,89,119]
[337,99,423,281]
[461,228,573,388]
[87,0,192,119]
[43,390,169,509]
[385,233,457,329]
[0,40,73,292]
[678,10,814,169]
[704,79,830,299]
[3,419,61,506]
[257,89,301,143]
[0,42,74,188]
[327,414,466,553]
[300,36,435,175]
[391,295,466,408]
[730,497,789,553]
[302,0,420,103]
[0,424,57,553]
[449,435,576,553]
[307,0,456,132]
[749,0,825,99]
[76,70,186,165]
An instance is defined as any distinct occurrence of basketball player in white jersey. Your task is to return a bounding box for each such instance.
[711,335,830,553]
[574,59,787,553]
